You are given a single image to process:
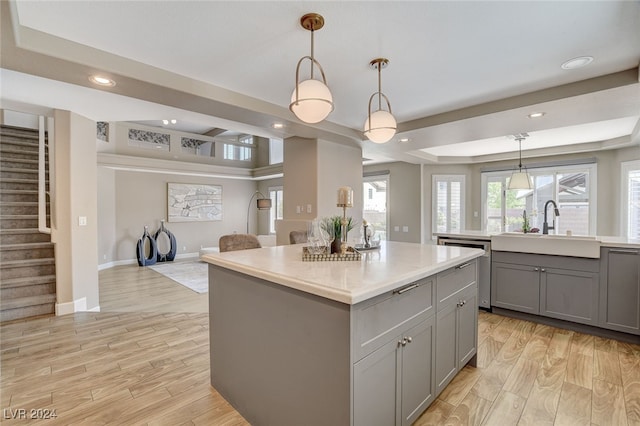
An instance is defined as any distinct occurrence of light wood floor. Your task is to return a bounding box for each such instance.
[1,262,639,425]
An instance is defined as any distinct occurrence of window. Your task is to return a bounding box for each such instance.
[481,163,596,235]
[269,138,283,164]
[622,160,640,239]
[269,186,284,234]
[363,175,388,240]
[432,175,465,235]
[223,135,253,161]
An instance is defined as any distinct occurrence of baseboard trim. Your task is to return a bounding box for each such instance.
[56,297,86,316]
[98,253,199,271]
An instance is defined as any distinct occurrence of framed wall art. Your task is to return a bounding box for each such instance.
[167,183,222,222]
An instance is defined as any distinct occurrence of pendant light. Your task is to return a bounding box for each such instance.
[290,13,333,124]
[364,58,397,144]
[508,136,533,190]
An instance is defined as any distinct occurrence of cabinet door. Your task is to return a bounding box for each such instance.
[400,317,435,426]
[540,267,599,325]
[353,338,400,426]
[435,301,457,395]
[492,262,540,314]
[600,248,640,334]
[457,285,478,368]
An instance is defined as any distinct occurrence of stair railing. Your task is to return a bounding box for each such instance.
[38,115,55,234]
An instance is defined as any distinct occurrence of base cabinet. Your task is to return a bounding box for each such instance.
[600,247,640,334]
[492,251,599,326]
[353,260,478,426]
[435,283,477,394]
[353,316,435,426]
[540,267,599,325]
[492,262,540,314]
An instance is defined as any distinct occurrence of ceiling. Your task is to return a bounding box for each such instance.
[1,1,639,165]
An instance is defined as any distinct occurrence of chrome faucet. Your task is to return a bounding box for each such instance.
[542,199,560,234]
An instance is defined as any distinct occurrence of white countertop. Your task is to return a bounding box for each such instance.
[201,241,484,305]
[598,236,640,248]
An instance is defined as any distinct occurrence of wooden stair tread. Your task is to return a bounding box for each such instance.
[0,294,56,310]
[0,258,55,267]
[0,228,49,234]
[0,242,54,250]
[1,274,56,288]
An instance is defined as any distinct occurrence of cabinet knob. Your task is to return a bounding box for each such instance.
[399,338,408,346]
[541,268,546,272]
[534,267,539,271]
[406,336,412,344]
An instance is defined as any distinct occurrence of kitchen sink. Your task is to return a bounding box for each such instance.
[491,232,601,258]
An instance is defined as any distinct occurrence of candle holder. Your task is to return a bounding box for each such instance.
[337,186,353,255]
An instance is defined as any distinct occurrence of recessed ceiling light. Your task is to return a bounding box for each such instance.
[162,119,169,125]
[88,75,116,86]
[170,119,177,124]
[561,56,593,70]
[399,138,410,143]
[272,123,284,129]
[528,112,545,119]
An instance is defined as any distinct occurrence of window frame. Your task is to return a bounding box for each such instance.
[268,186,283,234]
[431,174,466,236]
[481,162,597,235]
[363,174,389,241]
[621,159,640,239]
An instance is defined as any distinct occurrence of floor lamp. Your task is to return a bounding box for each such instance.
[246,191,272,234]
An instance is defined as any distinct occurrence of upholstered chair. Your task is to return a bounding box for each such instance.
[219,234,262,252]
[289,230,308,244]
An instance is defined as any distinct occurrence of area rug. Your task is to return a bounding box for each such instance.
[148,260,208,293]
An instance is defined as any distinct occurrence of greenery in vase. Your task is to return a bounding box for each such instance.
[321,216,355,241]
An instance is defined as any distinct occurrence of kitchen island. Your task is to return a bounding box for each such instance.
[201,241,484,426]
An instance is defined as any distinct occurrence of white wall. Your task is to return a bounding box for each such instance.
[97,168,259,263]
[53,110,100,312]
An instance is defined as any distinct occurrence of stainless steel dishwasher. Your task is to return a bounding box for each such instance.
[437,237,491,309]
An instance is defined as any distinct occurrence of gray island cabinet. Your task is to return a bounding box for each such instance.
[202,241,483,426]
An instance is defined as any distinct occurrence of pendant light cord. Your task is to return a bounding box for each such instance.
[517,137,523,170]
[310,28,315,80]
[377,63,382,110]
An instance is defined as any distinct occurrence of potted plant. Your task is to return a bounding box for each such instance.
[321,216,355,254]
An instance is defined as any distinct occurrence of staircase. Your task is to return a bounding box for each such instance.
[0,125,56,322]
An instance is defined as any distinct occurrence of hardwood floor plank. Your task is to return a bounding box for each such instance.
[481,390,526,426]
[503,356,540,399]
[555,381,592,425]
[414,398,456,425]
[470,359,514,402]
[566,351,593,390]
[444,389,493,426]
[592,379,628,426]
[594,349,623,385]
[439,365,482,407]
[517,384,560,426]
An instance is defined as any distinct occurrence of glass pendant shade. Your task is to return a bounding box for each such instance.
[364,110,397,144]
[290,79,333,124]
[508,170,533,190]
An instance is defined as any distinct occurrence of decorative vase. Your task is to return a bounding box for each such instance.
[331,238,342,254]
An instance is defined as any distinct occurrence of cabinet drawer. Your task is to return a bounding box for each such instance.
[353,278,434,360]
[436,261,477,310]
